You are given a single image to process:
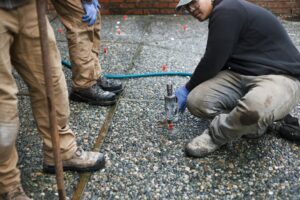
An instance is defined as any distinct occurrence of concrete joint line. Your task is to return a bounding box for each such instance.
[71,101,119,200]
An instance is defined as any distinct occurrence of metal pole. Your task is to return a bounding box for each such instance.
[36,0,66,199]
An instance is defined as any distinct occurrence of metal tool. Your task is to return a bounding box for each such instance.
[36,0,66,199]
[164,84,178,123]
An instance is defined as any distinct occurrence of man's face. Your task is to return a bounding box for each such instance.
[185,0,213,21]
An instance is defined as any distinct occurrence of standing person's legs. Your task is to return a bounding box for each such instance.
[10,0,77,161]
[52,0,123,102]
[0,7,21,195]
[11,0,105,173]
[52,0,101,88]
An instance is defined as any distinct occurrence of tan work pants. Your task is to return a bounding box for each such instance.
[0,0,77,193]
[51,0,102,89]
[187,70,300,145]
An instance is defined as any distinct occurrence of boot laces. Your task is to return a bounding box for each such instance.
[74,147,84,157]
[91,84,111,95]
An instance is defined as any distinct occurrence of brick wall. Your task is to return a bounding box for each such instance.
[48,0,300,18]
[100,0,178,15]
[250,0,300,18]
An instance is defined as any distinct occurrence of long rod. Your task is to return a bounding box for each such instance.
[36,0,66,199]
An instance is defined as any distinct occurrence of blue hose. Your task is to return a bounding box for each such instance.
[61,60,192,79]
[62,60,73,70]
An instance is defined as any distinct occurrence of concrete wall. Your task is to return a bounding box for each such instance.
[48,0,300,18]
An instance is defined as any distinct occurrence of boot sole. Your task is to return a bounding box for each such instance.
[69,93,116,106]
[184,143,219,158]
[43,161,105,174]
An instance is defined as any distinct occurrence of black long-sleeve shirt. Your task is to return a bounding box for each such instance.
[186,0,300,91]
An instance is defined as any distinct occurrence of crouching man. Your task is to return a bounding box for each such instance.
[0,0,105,199]
[175,0,300,157]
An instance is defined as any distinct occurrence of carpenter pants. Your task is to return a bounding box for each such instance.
[0,0,77,193]
[187,70,300,145]
[51,0,102,89]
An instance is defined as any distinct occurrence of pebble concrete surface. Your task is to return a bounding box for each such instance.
[13,15,300,199]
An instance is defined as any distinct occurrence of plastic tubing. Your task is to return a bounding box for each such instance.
[61,60,192,79]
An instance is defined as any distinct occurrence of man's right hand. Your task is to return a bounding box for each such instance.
[175,86,189,113]
[93,0,101,11]
[82,0,98,26]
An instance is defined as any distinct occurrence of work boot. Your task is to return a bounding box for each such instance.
[185,129,220,158]
[269,114,300,142]
[43,147,105,173]
[70,84,116,106]
[0,184,30,200]
[97,77,124,95]
[281,113,299,126]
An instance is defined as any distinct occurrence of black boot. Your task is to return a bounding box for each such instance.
[282,114,299,126]
[70,84,116,106]
[97,77,124,95]
[271,114,300,142]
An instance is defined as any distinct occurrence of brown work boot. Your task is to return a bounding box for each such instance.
[43,148,105,174]
[0,184,30,200]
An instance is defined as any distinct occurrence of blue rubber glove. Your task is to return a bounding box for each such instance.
[82,0,98,26]
[175,86,189,113]
[93,0,101,11]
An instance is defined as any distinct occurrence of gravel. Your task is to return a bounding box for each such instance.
[14,15,300,199]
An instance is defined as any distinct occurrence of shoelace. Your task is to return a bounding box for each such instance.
[100,77,112,86]
[75,147,83,157]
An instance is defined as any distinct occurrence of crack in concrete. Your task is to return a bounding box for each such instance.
[125,18,153,73]
[71,102,119,200]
